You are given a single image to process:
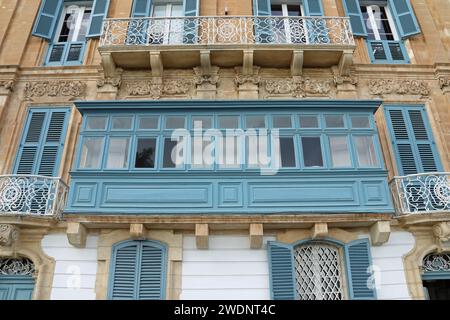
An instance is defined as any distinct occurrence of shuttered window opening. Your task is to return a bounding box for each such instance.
[268,238,376,300]
[32,0,111,65]
[385,106,442,176]
[109,240,167,300]
[14,108,70,177]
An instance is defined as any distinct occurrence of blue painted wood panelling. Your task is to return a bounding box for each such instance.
[66,172,393,214]
[0,276,35,300]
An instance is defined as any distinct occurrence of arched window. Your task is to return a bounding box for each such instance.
[294,242,345,300]
[421,252,450,300]
[0,257,36,300]
[108,240,167,300]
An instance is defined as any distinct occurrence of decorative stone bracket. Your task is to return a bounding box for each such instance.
[0,224,20,247]
[67,222,87,248]
[0,80,14,94]
[370,221,391,246]
[195,223,209,249]
[433,222,450,251]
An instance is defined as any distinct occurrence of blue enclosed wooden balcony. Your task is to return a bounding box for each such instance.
[65,100,394,215]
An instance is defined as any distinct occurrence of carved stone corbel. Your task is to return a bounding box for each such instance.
[0,224,20,247]
[433,222,450,251]
[194,66,219,99]
[97,68,123,97]
[195,224,209,249]
[438,76,450,94]
[235,66,260,99]
[0,80,15,94]
[67,222,87,248]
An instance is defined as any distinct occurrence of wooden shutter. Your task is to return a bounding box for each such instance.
[342,0,368,37]
[32,0,63,40]
[385,106,442,175]
[87,0,111,38]
[110,242,139,299]
[388,0,421,38]
[138,242,166,299]
[304,0,324,16]
[253,0,271,15]
[268,241,296,300]
[109,240,167,300]
[131,0,152,17]
[345,238,377,300]
[14,108,69,177]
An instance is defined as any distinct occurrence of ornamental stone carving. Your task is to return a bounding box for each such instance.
[264,77,332,98]
[193,67,220,85]
[97,76,122,89]
[126,79,192,98]
[0,80,14,93]
[368,79,430,96]
[0,224,19,247]
[438,76,450,93]
[433,222,450,250]
[334,74,358,86]
[235,67,261,86]
[24,80,86,100]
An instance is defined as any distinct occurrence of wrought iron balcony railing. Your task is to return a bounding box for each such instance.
[0,175,68,218]
[390,173,450,216]
[100,16,354,47]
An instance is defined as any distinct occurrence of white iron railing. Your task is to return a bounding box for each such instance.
[100,16,354,47]
[390,173,450,215]
[0,175,68,218]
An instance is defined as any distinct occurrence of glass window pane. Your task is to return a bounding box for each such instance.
[325,115,345,128]
[165,116,185,129]
[273,115,292,128]
[218,116,239,129]
[139,116,159,130]
[245,115,266,128]
[301,137,323,167]
[279,137,296,168]
[355,136,379,167]
[106,138,130,169]
[163,138,185,168]
[192,116,212,129]
[112,116,133,130]
[299,115,319,128]
[135,138,157,168]
[191,137,213,168]
[219,135,242,168]
[351,116,371,128]
[79,137,103,168]
[246,135,270,168]
[85,116,107,130]
[329,136,351,167]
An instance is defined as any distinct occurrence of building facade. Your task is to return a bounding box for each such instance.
[0,0,449,300]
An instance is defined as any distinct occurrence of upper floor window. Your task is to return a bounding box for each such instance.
[75,111,383,172]
[342,0,421,64]
[32,0,110,66]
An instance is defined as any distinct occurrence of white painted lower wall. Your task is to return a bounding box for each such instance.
[42,233,98,300]
[180,235,276,300]
[368,231,415,300]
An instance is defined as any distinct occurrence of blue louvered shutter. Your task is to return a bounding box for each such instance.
[32,0,63,40]
[14,108,69,177]
[388,0,420,38]
[345,238,377,300]
[110,242,139,299]
[86,0,110,38]
[132,0,152,17]
[268,242,296,300]
[138,242,167,299]
[385,106,442,175]
[303,0,329,44]
[342,0,368,37]
[303,0,324,16]
[109,240,166,300]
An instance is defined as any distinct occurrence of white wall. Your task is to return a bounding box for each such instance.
[368,231,415,300]
[42,233,98,300]
[181,235,275,300]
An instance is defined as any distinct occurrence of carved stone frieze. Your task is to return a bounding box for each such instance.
[0,224,19,247]
[126,79,192,98]
[264,76,332,98]
[368,79,430,96]
[24,80,86,100]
